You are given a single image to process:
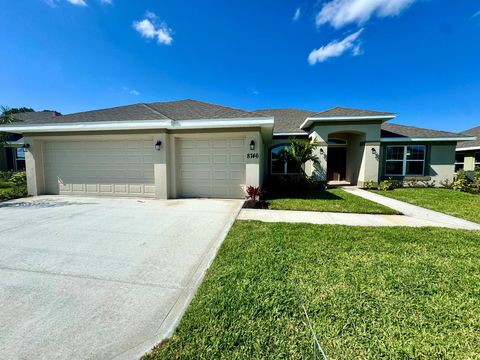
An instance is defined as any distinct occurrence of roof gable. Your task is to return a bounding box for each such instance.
[254,108,316,134]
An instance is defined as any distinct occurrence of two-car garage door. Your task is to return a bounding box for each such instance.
[43,136,247,199]
[44,139,156,197]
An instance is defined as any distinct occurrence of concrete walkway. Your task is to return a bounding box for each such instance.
[238,188,480,230]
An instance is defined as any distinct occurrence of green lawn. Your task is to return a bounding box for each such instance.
[144,222,480,359]
[267,188,399,214]
[371,188,480,223]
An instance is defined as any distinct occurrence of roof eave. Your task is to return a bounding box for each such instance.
[381,136,476,143]
[300,115,396,130]
[0,117,274,134]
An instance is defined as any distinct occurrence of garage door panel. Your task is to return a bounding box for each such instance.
[44,139,155,198]
[177,138,246,199]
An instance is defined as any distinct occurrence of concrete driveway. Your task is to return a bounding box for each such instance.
[0,196,242,360]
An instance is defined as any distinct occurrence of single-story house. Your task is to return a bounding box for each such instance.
[455,126,480,173]
[0,99,475,199]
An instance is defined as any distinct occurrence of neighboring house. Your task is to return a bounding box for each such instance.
[455,126,480,173]
[0,111,61,172]
[0,99,475,199]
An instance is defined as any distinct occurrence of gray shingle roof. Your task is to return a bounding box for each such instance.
[311,106,395,118]
[381,123,469,139]
[457,126,480,149]
[11,111,61,123]
[254,109,316,134]
[149,100,268,120]
[6,100,269,125]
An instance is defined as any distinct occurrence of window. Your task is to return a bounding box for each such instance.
[15,147,26,171]
[327,138,347,145]
[455,152,465,173]
[270,145,299,175]
[385,145,426,176]
[475,152,480,169]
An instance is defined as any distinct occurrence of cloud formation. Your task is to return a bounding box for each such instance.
[66,0,87,6]
[308,28,364,65]
[316,0,416,28]
[133,12,173,45]
[293,8,301,21]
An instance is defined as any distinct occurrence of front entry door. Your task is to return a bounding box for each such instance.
[327,147,347,181]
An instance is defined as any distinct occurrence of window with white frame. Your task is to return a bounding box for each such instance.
[270,145,300,175]
[385,145,426,176]
[15,147,26,171]
[455,152,465,173]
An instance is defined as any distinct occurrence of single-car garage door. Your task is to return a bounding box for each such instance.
[44,139,156,197]
[176,138,246,198]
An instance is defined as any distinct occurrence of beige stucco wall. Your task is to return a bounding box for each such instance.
[428,143,456,184]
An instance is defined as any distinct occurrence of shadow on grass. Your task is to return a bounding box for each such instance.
[267,190,343,201]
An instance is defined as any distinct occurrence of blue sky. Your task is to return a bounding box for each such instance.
[0,0,479,132]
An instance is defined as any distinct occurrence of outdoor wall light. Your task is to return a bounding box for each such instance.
[250,140,255,151]
[371,148,377,155]
[155,140,162,151]
[320,148,325,155]
[22,143,31,150]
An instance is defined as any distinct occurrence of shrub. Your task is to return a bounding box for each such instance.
[378,178,402,191]
[244,186,268,209]
[0,181,14,189]
[245,186,263,202]
[440,179,453,189]
[362,180,376,190]
[10,171,27,187]
[0,170,14,182]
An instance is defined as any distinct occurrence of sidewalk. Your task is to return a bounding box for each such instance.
[238,188,480,230]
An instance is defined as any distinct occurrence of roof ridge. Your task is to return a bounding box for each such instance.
[142,103,171,120]
[185,99,269,118]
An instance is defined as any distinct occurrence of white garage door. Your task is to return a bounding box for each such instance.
[44,139,156,197]
[176,138,246,198]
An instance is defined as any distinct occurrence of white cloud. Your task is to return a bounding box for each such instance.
[316,0,416,28]
[122,86,139,96]
[472,10,480,19]
[66,0,87,6]
[100,0,112,4]
[133,13,173,45]
[293,8,301,21]
[308,28,364,64]
[44,0,87,6]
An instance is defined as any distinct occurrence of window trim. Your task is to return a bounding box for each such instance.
[385,145,426,177]
[270,144,301,175]
[475,152,480,168]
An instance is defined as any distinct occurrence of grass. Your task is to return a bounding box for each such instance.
[267,188,399,214]
[371,188,480,223]
[144,222,480,359]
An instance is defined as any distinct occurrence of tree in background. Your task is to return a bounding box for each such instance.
[0,106,34,144]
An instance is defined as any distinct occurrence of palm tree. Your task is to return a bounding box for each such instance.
[0,106,14,145]
[281,137,320,177]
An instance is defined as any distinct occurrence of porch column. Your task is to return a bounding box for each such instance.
[245,131,261,188]
[307,130,328,181]
[358,141,380,187]
[153,133,169,199]
[24,137,45,196]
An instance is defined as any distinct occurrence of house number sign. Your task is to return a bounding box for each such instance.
[247,153,259,159]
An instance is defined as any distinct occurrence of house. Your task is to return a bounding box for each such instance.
[0,111,60,172]
[0,99,475,199]
[455,126,480,173]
